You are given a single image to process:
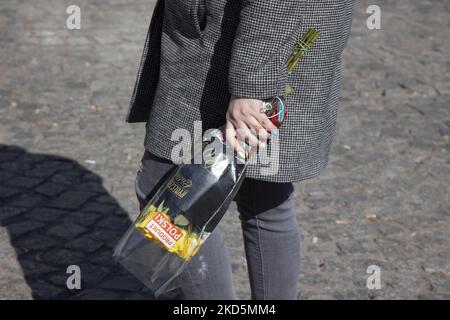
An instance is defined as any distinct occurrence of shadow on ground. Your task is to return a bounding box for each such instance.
[0,144,158,299]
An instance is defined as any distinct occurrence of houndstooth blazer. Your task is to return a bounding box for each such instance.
[126,0,355,183]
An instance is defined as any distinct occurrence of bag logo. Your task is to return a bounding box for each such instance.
[168,174,192,199]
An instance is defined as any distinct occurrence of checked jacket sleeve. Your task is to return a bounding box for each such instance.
[228,0,305,100]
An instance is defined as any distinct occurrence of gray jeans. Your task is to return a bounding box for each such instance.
[135,150,300,300]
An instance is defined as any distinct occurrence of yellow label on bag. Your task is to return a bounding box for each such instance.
[135,208,204,260]
[145,212,183,249]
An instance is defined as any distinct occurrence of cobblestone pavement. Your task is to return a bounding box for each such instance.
[0,0,449,299]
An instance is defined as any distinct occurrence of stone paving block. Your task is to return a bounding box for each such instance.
[41,248,86,266]
[80,202,116,214]
[47,223,87,240]
[73,181,107,193]
[96,216,130,230]
[24,167,60,179]
[6,193,47,208]
[34,182,68,197]
[86,227,125,242]
[7,221,45,237]
[65,237,104,253]
[13,234,59,251]
[0,206,28,222]
[27,280,65,299]
[0,170,14,183]
[26,207,68,222]
[3,176,43,189]
[48,190,97,210]
[98,275,144,292]
[50,172,84,186]
[1,161,33,173]
[0,151,22,162]
[18,259,59,276]
[61,211,100,227]
[72,289,123,300]
[0,186,21,199]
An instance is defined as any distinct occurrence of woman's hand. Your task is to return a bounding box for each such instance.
[225,96,277,156]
